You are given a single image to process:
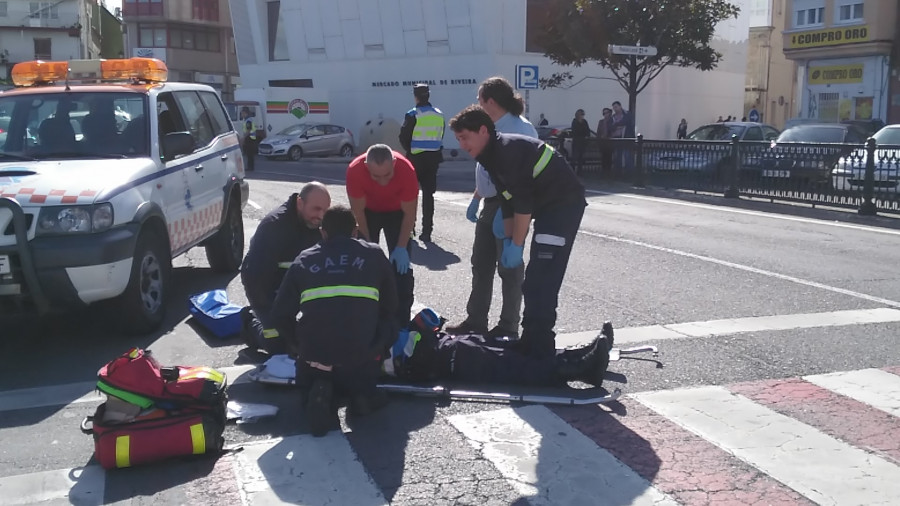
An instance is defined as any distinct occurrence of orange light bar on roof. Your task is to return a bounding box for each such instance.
[100,58,168,82]
[11,60,69,86]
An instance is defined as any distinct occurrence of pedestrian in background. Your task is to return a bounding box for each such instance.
[570,109,590,174]
[399,84,445,243]
[677,119,688,139]
[597,108,614,175]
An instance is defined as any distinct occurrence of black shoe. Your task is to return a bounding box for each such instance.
[601,321,614,351]
[239,307,258,350]
[445,320,488,335]
[587,335,611,388]
[486,325,519,341]
[556,336,609,387]
[306,379,335,437]
[349,389,389,418]
[418,232,432,243]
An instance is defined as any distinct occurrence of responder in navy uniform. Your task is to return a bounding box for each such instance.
[240,182,331,355]
[240,106,259,172]
[450,105,587,359]
[270,206,399,437]
[399,83,445,243]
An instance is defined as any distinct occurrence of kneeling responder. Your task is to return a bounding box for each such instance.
[270,206,399,437]
[240,182,331,354]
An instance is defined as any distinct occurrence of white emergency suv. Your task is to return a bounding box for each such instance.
[0,58,249,333]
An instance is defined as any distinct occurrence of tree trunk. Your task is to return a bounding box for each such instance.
[628,56,638,137]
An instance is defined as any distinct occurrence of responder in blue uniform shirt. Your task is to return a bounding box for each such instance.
[240,182,331,355]
[270,206,398,437]
[450,104,587,359]
[399,83,445,242]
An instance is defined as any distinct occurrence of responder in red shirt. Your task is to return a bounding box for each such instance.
[346,143,418,326]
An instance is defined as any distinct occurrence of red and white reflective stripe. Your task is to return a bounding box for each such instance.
[0,187,98,204]
[167,201,223,252]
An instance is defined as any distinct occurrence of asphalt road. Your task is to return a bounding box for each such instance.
[2,155,900,504]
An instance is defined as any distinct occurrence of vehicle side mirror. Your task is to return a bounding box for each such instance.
[162,131,194,159]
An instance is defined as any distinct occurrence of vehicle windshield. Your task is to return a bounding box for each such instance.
[0,91,149,159]
[873,127,900,146]
[777,126,845,143]
[688,124,746,140]
[277,124,307,136]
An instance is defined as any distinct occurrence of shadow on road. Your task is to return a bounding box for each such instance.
[411,239,461,271]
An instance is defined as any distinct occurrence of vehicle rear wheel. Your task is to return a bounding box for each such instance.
[288,146,303,161]
[117,230,170,335]
[339,144,353,158]
[205,200,244,272]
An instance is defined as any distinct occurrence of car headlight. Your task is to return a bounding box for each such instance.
[271,138,291,145]
[37,203,114,235]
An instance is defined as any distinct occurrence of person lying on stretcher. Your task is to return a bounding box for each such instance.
[384,310,613,389]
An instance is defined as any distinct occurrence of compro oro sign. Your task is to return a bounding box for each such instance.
[788,26,869,49]
[808,64,864,85]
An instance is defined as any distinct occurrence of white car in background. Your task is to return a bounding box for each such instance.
[832,125,900,193]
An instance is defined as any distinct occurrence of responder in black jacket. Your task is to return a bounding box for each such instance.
[240,182,331,354]
[270,206,399,437]
[450,105,587,359]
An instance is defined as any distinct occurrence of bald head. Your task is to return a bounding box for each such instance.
[296,181,331,228]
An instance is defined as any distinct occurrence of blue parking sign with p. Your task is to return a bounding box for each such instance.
[516,65,539,90]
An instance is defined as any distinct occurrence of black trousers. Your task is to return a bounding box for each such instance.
[521,202,586,358]
[433,334,559,386]
[365,208,414,327]
[410,153,440,235]
[295,359,381,399]
[245,307,288,355]
[243,139,257,171]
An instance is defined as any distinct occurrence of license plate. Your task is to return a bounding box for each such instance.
[763,170,790,178]
[0,255,9,275]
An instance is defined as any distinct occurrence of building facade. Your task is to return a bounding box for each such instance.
[783,0,898,124]
[121,0,239,100]
[745,0,798,129]
[227,0,750,148]
[0,0,118,86]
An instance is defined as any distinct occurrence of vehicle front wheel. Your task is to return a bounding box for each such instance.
[288,146,303,161]
[205,200,244,272]
[117,230,170,335]
[340,144,354,157]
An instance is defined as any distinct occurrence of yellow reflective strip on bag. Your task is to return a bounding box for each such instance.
[533,145,554,178]
[502,191,512,200]
[115,435,131,468]
[189,423,206,455]
[180,367,225,384]
[262,328,280,339]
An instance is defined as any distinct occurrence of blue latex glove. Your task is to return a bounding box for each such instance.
[500,238,524,269]
[466,198,480,223]
[492,209,507,239]
[390,247,410,274]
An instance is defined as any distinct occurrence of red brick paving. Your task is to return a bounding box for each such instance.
[551,399,814,506]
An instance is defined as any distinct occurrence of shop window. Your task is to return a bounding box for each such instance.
[836,2,863,23]
[33,38,51,60]
[818,92,840,122]
[123,0,163,17]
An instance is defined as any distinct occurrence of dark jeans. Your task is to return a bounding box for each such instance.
[246,306,288,355]
[296,359,381,399]
[571,138,587,173]
[411,153,440,236]
[466,198,524,332]
[365,208,414,327]
[434,334,558,386]
[521,201,586,358]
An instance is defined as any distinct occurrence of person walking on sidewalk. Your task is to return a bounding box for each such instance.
[446,76,538,341]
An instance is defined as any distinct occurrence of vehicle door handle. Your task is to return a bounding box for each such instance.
[220,154,228,161]
[194,164,204,172]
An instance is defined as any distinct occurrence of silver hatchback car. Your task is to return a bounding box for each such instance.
[258,122,356,161]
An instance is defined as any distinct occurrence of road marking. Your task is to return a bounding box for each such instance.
[0,466,105,505]
[634,386,900,506]
[448,405,678,505]
[233,434,387,505]
[246,199,262,210]
[585,188,900,237]
[804,368,900,418]
[581,229,900,308]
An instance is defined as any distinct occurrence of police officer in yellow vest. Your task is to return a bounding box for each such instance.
[240,106,260,172]
[399,84,445,243]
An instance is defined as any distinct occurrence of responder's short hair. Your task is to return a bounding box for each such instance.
[413,83,430,100]
[365,144,394,166]
[449,105,496,137]
[321,205,356,238]
[299,181,328,201]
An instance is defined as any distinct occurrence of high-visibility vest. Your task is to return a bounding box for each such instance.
[410,105,444,154]
[245,119,259,141]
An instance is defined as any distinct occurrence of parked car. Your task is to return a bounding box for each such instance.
[646,122,780,176]
[757,123,865,186]
[832,124,900,193]
[258,123,355,161]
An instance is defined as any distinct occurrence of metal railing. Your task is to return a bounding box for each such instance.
[550,135,900,215]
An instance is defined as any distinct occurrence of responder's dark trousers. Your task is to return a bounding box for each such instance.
[295,358,381,400]
[520,201,586,358]
[243,139,258,171]
[365,208,414,327]
[466,198,524,332]
[411,153,440,236]
[243,306,288,355]
[434,334,558,386]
